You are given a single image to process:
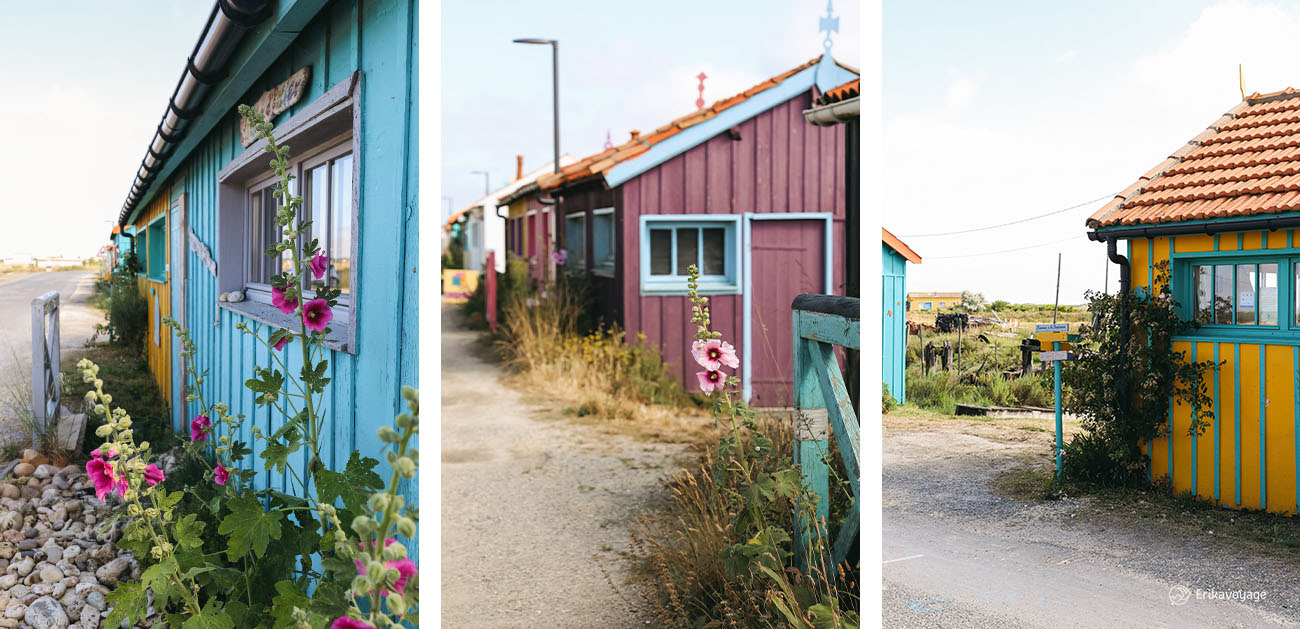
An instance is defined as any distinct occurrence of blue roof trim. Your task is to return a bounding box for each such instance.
[604,56,858,189]
[814,53,857,94]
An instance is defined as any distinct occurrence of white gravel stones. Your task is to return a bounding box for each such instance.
[0,459,138,628]
[23,596,68,629]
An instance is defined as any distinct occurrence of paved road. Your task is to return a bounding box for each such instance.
[0,271,101,446]
[441,303,683,627]
[883,421,1300,628]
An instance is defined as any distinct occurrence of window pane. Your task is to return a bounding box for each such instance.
[252,187,283,285]
[701,228,726,275]
[592,212,615,268]
[307,163,329,292]
[249,190,263,282]
[1236,264,1257,325]
[676,227,698,275]
[649,229,671,275]
[1260,263,1279,325]
[1214,265,1234,324]
[565,215,585,269]
[1195,265,1213,324]
[331,154,353,295]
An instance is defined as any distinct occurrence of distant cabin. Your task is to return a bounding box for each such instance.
[907,291,962,312]
[501,53,858,406]
[1088,86,1300,514]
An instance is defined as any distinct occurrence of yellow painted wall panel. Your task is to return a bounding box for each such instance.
[1176,233,1213,253]
[1194,342,1217,500]
[1219,344,1238,507]
[1170,340,1193,493]
[1265,344,1295,514]
[1239,344,1262,510]
[1242,231,1263,251]
[1268,229,1290,249]
[1130,238,1150,290]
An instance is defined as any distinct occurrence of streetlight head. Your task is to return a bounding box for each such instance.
[513,38,555,45]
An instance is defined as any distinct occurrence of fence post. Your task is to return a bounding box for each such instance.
[791,309,830,575]
[485,250,497,332]
[30,291,60,446]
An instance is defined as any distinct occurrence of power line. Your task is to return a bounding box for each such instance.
[900,193,1116,238]
[927,234,1089,260]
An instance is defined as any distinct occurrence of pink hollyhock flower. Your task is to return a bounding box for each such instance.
[691,339,740,371]
[301,299,333,331]
[310,253,329,280]
[85,456,115,501]
[214,463,228,486]
[190,414,211,441]
[270,286,298,315]
[697,369,725,394]
[331,619,374,629]
[354,539,416,596]
[144,464,165,486]
[273,334,289,351]
[551,249,568,265]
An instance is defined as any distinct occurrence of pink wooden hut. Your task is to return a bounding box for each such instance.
[500,53,857,406]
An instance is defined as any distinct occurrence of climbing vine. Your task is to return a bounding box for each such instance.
[1061,261,1219,487]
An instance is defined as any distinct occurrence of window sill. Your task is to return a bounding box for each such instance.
[1174,326,1298,345]
[641,281,740,297]
[218,300,355,354]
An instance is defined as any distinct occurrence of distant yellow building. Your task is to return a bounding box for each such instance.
[907,291,962,312]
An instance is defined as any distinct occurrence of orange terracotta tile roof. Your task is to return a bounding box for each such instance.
[883,228,921,264]
[817,78,859,106]
[1089,89,1300,228]
[536,56,852,191]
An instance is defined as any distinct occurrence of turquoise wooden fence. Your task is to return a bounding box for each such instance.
[791,294,860,579]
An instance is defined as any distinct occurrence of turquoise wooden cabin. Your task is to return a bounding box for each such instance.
[109,0,418,545]
[882,228,920,404]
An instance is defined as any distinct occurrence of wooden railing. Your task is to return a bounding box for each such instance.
[791,293,860,578]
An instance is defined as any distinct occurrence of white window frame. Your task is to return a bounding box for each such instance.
[591,207,616,278]
[638,214,741,296]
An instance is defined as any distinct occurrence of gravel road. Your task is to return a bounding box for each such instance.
[883,413,1300,628]
[441,305,686,628]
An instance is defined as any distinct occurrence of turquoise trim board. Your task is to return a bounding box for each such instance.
[1294,346,1299,512]
[1191,342,1198,495]
[604,58,858,188]
[1214,342,1221,501]
[1260,344,1267,511]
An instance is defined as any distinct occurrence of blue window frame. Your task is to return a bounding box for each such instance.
[639,214,740,295]
[146,216,166,283]
[1174,250,1297,341]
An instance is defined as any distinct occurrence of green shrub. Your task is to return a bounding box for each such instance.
[62,343,177,458]
[882,383,897,414]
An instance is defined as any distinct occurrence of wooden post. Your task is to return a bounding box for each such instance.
[485,250,498,332]
[941,342,952,372]
[31,291,60,446]
[791,310,830,576]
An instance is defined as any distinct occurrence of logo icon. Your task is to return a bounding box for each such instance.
[1169,584,1192,606]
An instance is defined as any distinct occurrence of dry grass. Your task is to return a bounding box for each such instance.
[498,292,709,443]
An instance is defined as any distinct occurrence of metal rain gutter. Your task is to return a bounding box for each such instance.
[118,0,270,226]
[1087,214,1300,241]
[802,96,860,126]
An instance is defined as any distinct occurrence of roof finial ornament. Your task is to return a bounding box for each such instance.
[1239,63,1247,101]
[604,129,613,150]
[819,0,838,54]
[696,72,708,110]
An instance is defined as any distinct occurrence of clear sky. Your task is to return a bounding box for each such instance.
[884,0,1300,304]
[0,3,211,260]
[440,0,862,221]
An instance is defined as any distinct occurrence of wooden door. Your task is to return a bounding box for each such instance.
[749,219,825,406]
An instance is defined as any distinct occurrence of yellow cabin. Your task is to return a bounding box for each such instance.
[1088,88,1300,514]
[131,191,173,400]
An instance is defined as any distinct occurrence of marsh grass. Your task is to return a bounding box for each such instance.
[497,285,707,440]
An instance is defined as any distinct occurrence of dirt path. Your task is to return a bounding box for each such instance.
[883,410,1300,628]
[440,304,686,628]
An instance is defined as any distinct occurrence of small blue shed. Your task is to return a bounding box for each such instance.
[109,0,418,547]
[882,228,920,404]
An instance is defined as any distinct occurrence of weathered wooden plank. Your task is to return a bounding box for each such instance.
[796,311,860,350]
[810,339,860,492]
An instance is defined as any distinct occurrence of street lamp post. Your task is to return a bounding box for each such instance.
[469,170,490,197]
[513,37,561,279]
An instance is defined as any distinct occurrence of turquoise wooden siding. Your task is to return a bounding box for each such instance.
[164,0,418,552]
[883,244,907,403]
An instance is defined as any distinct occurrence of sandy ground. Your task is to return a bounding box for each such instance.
[883,410,1300,628]
[440,304,687,628]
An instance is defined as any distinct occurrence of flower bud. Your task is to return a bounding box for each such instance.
[387,594,408,616]
[396,457,415,479]
[381,541,406,562]
[95,425,111,438]
[102,394,112,404]
[377,426,400,443]
[351,575,369,594]
[118,418,131,429]
[351,515,373,535]
[394,413,412,430]
[397,517,416,539]
[368,493,390,513]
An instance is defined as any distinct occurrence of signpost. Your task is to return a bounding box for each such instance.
[1034,324,1078,477]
